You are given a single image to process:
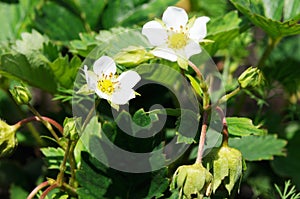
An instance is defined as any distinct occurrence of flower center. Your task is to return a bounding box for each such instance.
[168,32,188,49]
[97,73,118,95]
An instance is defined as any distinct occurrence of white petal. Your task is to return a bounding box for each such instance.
[152,47,177,62]
[184,40,202,59]
[118,71,141,89]
[95,88,111,101]
[112,88,136,105]
[84,65,97,90]
[142,21,168,46]
[162,6,188,30]
[93,56,116,76]
[189,16,210,42]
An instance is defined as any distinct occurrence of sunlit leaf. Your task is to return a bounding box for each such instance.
[227,117,267,136]
[230,0,300,38]
[229,134,287,161]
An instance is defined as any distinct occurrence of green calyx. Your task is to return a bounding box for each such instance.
[204,145,244,194]
[114,46,154,67]
[63,117,80,141]
[238,66,265,89]
[9,85,32,105]
[171,163,213,199]
[0,119,19,157]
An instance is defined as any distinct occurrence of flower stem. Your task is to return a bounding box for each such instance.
[16,116,63,135]
[217,87,241,105]
[40,183,59,199]
[82,99,100,131]
[215,106,228,146]
[27,104,61,142]
[188,60,210,109]
[257,37,281,68]
[68,140,78,187]
[195,111,208,164]
[57,139,71,186]
[26,181,49,199]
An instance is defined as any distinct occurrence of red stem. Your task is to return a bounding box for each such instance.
[40,183,59,199]
[27,181,49,199]
[215,106,228,146]
[16,116,63,135]
[196,111,208,164]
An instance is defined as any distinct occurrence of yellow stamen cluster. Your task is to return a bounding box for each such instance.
[168,25,189,49]
[97,73,119,95]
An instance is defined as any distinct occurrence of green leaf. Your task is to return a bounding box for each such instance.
[40,147,69,171]
[204,11,249,55]
[69,32,99,57]
[176,131,196,144]
[102,0,178,28]
[76,152,169,199]
[33,1,86,40]
[50,55,81,89]
[226,117,267,136]
[185,74,203,96]
[12,30,49,55]
[133,108,152,127]
[229,134,287,161]
[272,132,300,188]
[0,0,39,42]
[263,35,300,94]
[230,0,300,38]
[0,53,57,93]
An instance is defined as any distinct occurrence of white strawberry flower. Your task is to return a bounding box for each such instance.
[142,6,210,69]
[83,56,141,106]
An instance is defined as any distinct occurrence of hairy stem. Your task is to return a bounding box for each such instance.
[16,116,63,135]
[68,140,78,187]
[40,183,59,199]
[27,104,61,142]
[27,181,49,199]
[215,106,228,146]
[257,37,281,68]
[217,87,241,105]
[57,139,71,186]
[195,111,208,164]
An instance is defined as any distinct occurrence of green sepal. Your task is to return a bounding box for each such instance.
[0,119,19,157]
[238,66,265,89]
[204,145,243,194]
[171,163,213,199]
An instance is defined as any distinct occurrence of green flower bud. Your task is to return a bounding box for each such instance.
[63,117,80,141]
[0,119,18,157]
[9,85,32,105]
[114,46,154,67]
[204,145,244,194]
[238,66,265,89]
[171,163,213,199]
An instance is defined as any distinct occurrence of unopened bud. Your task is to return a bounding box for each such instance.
[0,119,18,157]
[63,117,80,141]
[171,163,213,199]
[238,66,265,89]
[114,46,154,67]
[9,85,32,105]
